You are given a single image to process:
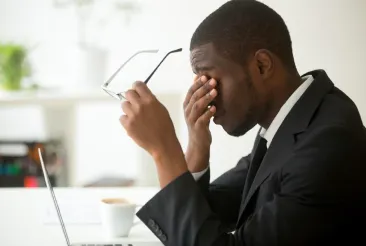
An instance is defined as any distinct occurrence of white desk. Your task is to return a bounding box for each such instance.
[0,187,163,246]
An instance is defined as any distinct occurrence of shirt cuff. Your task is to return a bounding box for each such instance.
[191,167,209,181]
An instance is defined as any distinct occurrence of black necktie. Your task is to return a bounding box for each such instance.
[246,136,268,190]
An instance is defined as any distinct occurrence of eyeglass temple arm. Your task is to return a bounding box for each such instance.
[103,49,159,87]
[144,48,183,84]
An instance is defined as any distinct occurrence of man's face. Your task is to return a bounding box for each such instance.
[190,43,268,136]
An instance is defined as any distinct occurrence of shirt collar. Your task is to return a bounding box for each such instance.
[260,75,314,148]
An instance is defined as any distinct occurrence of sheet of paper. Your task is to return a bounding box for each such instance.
[43,197,101,225]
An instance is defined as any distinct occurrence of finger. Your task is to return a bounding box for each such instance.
[124,89,140,105]
[133,81,154,99]
[183,76,208,108]
[121,100,134,116]
[193,78,216,102]
[193,74,199,83]
[199,75,208,83]
[189,88,217,122]
[194,75,208,84]
[186,78,217,115]
[196,106,216,127]
[183,82,202,108]
[119,114,128,129]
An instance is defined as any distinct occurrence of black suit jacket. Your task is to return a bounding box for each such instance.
[136,70,366,246]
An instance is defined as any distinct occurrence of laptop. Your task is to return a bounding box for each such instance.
[38,148,162,246]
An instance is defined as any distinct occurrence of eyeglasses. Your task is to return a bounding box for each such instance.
[101,48,183,100]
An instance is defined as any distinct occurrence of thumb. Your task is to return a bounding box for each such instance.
[133,81,153,98]
[196,106,216,127]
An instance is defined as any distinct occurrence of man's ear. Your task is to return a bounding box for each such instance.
[254,49,274,79]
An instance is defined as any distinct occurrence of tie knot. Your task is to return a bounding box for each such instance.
[258,136,268,150]
[254,136,268,166]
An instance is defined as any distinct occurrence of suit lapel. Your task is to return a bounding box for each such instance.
[238,132,264,212]
[237,126,295,226]
[236,70,335,227]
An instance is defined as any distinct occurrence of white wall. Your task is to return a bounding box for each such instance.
[0,0,365,185]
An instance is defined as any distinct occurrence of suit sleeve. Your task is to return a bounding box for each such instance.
[191,167,209,180]
[136,125,365,246]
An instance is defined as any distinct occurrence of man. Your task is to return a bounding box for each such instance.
[119,0,366,245]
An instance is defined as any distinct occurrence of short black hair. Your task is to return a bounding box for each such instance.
[190,0,296,70]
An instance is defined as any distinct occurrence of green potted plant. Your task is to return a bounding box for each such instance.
[0,43,31,91]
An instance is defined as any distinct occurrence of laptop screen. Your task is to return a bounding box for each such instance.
[38,148,71,246]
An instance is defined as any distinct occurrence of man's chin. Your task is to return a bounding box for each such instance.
[225,122,255,137]
[213,116,255,137]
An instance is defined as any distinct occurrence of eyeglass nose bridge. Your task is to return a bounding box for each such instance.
[116,92,126,100]
[102,87,125,101]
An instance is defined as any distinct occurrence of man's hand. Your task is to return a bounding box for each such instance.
[119,81,187,187]
[183,75,217,173]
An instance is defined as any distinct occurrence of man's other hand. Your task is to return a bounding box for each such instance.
[119,81,180,159]
[183,75,217,173]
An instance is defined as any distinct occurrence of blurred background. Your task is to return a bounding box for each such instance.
[0,0,365,188]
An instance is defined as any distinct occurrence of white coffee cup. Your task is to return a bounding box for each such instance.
[100,198,139,237]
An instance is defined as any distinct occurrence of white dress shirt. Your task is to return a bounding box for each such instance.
[191,75,315,180]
